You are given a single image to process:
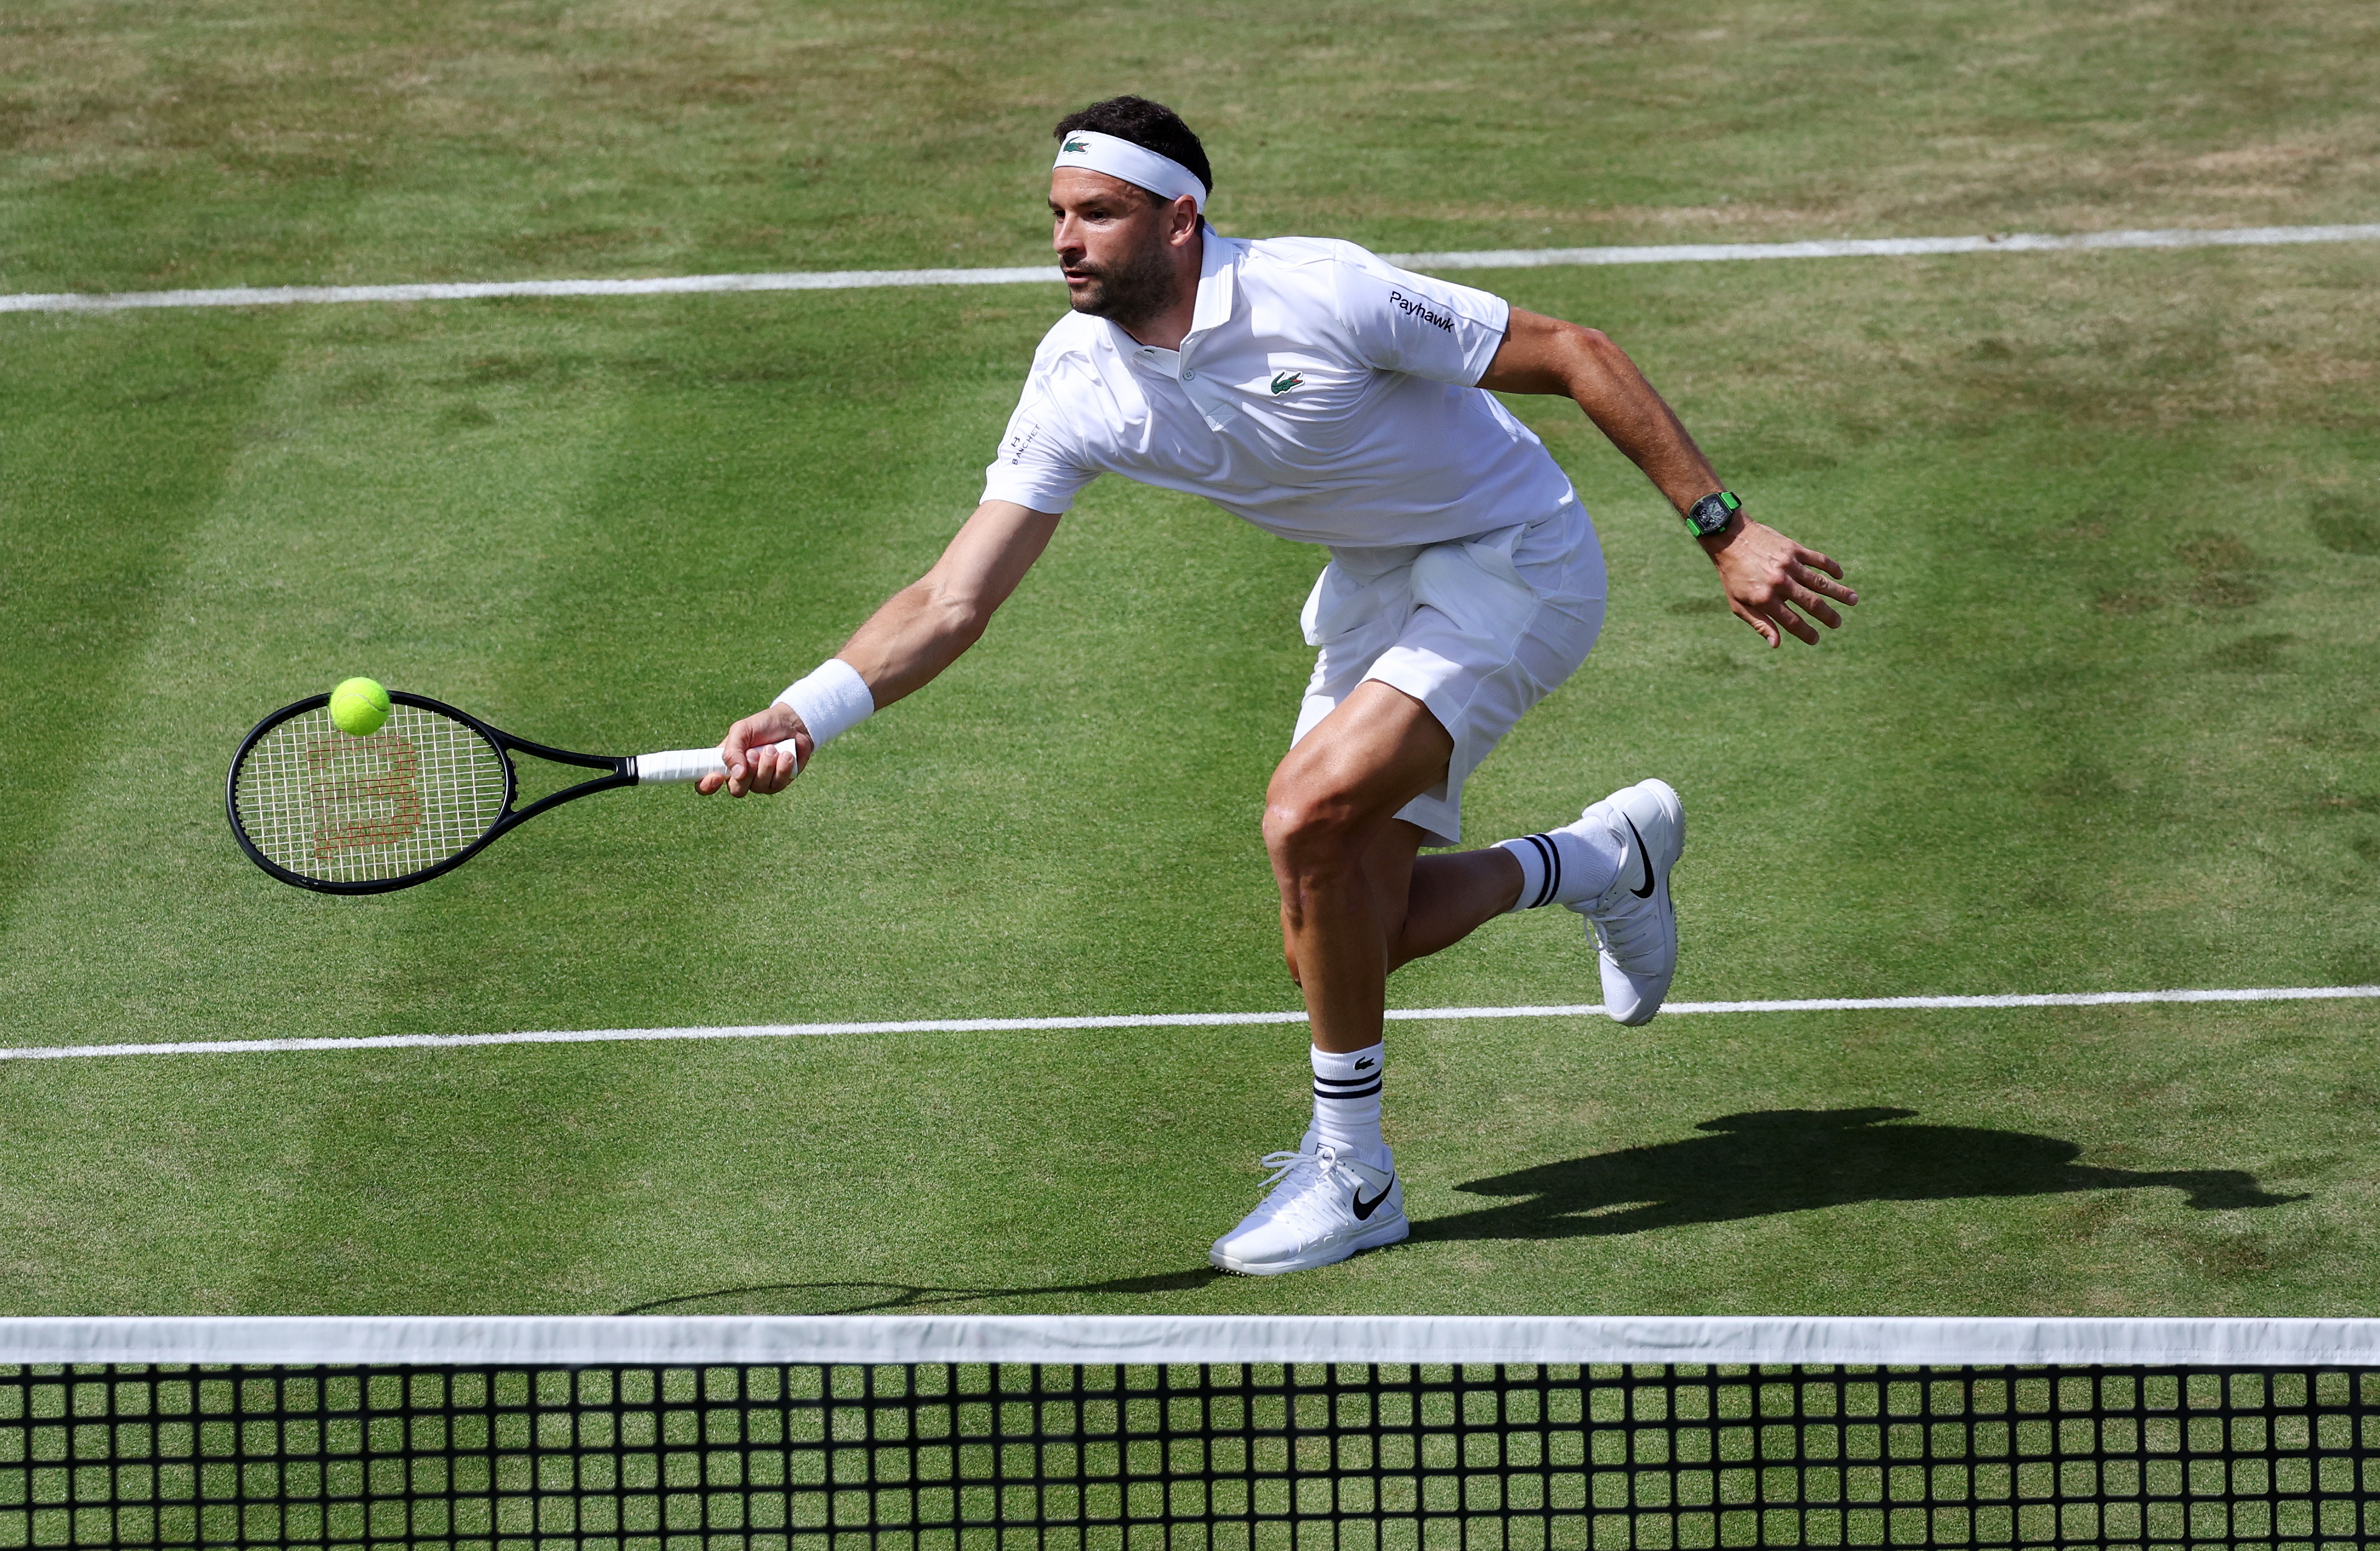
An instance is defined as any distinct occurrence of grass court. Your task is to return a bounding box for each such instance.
[2,0,2378,1319]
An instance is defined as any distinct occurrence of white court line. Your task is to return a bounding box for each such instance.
[1,985,2371,1063]
[5,222,2375,314]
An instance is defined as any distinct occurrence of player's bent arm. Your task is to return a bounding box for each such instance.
[702,500,1064,796]
[1478,307,1858,649]
[837,500,1065,707]
[1478,307,1720,517]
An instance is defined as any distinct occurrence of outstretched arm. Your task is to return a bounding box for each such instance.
[699,499,1064,796]
[1478,308,1857,647]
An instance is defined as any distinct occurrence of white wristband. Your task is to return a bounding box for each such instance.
[775,658,875,749]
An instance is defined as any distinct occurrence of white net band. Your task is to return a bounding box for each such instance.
[4,1315,2379,1366]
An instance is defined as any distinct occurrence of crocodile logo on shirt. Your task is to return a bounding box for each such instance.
[1061,137,1090,154]
[1270,371,1304,395]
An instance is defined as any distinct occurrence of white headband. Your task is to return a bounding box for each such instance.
[1053,129,1207,212]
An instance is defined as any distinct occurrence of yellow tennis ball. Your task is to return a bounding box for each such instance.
[329,676,392,736]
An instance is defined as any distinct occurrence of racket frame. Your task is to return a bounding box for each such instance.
[225,691,638,895]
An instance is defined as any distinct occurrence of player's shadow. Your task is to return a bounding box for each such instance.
[1411,1107,2301,1244]
[617,1270,1218,1317]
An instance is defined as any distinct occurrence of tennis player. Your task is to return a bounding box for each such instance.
[702,97,1855,1275]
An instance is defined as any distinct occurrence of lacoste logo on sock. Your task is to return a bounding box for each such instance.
[1353,1057,1375,1070]
[1624,816,1656,898]
[1352,1178,1394,1219]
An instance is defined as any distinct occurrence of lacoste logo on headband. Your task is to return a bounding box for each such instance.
[1050,130,1206,212]
[1388,289,1456,333]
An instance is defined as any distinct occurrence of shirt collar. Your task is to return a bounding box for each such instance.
[1185,227,1239,343]
[1098,228,1239,360]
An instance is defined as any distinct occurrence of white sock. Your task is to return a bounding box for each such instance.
[1309,1043,1387,1166]
[1497,823,1622,911]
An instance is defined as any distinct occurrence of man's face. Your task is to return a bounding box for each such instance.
[1049,167,1193,327]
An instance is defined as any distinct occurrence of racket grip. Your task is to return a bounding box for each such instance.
[632,740,800,784]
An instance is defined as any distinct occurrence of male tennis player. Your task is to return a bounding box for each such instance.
[701,97,1855,1275]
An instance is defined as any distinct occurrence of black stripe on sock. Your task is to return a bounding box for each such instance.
[1313,1073,1381,1089]
[1518,833,1551,907]
[1313,1080,1383,1100]
[1524,832,1560,908]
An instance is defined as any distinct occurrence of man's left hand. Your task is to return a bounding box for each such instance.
[1700,518,1857,648]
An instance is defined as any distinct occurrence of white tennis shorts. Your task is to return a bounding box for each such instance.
[1290,493,1607,846]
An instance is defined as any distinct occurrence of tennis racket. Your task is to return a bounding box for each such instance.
[225,690,796,894]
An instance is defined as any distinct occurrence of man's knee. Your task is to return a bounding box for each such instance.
[1262,765,1372,880]
[1264,686,1447,886]
[1264,791,1356,869]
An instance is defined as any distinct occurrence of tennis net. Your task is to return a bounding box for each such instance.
[2,1316,2374,1549]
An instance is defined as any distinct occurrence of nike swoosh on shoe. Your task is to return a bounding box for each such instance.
[1352,1178,1395,1220]
[1623,816,1655,898]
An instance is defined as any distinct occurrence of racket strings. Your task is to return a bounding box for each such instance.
[233,705,508,885]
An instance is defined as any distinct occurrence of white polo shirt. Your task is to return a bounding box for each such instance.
[981,233,1577,548]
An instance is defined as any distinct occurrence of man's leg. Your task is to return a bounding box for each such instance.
[1396,849,1531,968]
[1263,680,1527,1051]
[1213,680,1534,1277]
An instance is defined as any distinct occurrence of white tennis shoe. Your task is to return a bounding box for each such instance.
[1567,778,1684,1027]
[1208,1145,1408,1275]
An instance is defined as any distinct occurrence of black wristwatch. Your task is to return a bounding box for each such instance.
[1683,490,1741,538]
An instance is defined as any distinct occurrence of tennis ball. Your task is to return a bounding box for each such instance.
[329,676,392,737]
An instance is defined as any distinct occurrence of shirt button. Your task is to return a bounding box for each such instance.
[1184,371,1196,380]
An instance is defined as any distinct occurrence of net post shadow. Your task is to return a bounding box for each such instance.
[617,1269,1219,1316]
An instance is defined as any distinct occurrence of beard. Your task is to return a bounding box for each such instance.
[1064,235,1176,330]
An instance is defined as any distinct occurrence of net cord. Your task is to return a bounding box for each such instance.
[5,1315,2379,1367]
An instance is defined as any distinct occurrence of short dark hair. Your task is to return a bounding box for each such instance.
[1053,96,1213,196]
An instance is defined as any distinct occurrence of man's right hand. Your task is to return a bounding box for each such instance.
[699,703,814,797]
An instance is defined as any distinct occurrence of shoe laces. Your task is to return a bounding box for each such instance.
[1254,1146,1360,1233]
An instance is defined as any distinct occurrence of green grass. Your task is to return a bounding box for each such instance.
[1,0,2376,1318]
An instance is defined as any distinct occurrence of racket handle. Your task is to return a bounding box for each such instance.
[631,740,800,784]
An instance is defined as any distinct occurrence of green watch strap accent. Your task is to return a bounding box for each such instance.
[1684,490,1741,536]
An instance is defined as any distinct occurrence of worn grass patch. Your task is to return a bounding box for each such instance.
[6,0,2380,293]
